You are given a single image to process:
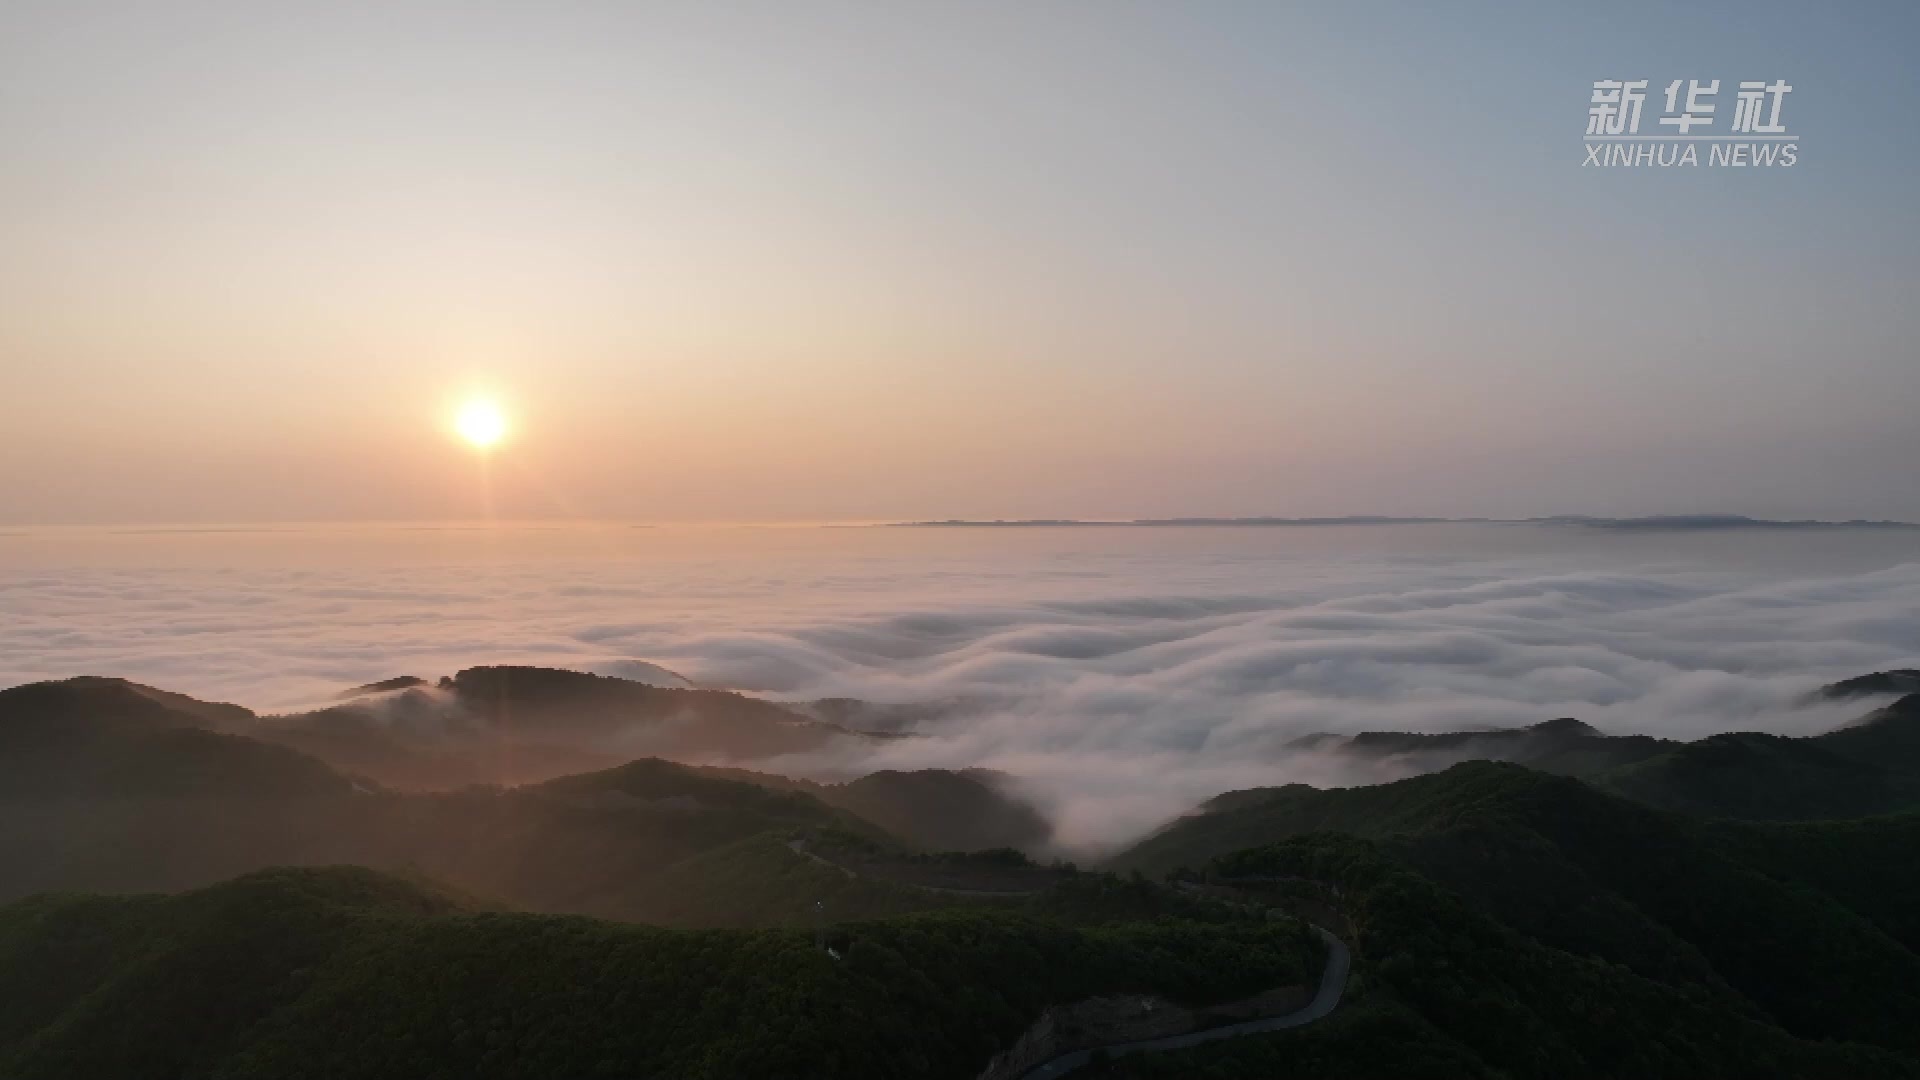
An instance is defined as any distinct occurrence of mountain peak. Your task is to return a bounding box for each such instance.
[1819,670,1920,701]
[0,676,254,737]
[337,676,429,699]
[1528,716,1600,737]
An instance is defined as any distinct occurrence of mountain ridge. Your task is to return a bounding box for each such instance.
[9,668,1920,1077]
[892,514,1920,529]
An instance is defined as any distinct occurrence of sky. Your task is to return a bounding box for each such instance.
[1,1,1917,524]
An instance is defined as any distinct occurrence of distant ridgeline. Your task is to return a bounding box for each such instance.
[893,514,1920,528]
[0,669,1056,922]
[5,666,1920,1078]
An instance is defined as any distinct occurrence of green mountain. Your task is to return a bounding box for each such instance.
[0,865,1324,1080]
[567,757,1055,853]
[816,768,1053,854]
[0,677,1052,924]
[8,671,1056,854]
[1293,675,1920,822]
[1091,833,1918,1079]
[1111,761,1920,1056]
[5,666,905,794]
[259,665,889,789]
[1595,693,1920,819]
[0,676,249,744]
[1292,715,1675,778]
[0,678,357,803]
[14,668,1920,1078]
[1819,669,1920,700]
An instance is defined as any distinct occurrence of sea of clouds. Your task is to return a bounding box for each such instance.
[3,523,1917,849]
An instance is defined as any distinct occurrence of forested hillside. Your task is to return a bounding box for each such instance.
[0,680,991,924]
[1293,677,1920,822]
[12,671,1920,1078]
[1086,834,1920,1079]
[1113,761,1920,1058]
[0,866,1323,1080]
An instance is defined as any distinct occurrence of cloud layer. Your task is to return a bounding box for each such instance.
[4,523,1917,849]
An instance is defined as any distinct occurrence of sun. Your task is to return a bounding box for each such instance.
[454,399,508,449]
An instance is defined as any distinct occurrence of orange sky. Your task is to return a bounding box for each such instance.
[2,3,1916,523]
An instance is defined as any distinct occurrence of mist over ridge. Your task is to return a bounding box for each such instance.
[4,521,1917,850]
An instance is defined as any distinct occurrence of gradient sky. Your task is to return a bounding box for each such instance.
[2,1,1916,524]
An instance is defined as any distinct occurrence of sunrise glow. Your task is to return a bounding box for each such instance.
[454,400,508,449]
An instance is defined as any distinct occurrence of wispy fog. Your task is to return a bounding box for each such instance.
[3,523,1916,849]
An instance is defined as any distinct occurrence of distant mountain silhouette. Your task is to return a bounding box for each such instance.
[1291,715,1675,778]
[1282,676,1920,822]
[791,696,952,734]
[826,769,1052,854]
[0,678,353,802]
[1819,669,1920,701]
[259,665,892,789]
[335,675,430,698]
[0,674,1055,919]
[1570,514,1917,529]
[893,514,1918,529]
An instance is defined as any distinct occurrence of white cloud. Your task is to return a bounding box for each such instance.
[2,525,1916,850]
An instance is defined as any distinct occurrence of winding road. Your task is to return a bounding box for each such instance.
[1014,926,1351,1079]
[784,836,1354,1077]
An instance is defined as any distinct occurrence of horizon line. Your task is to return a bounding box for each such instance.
[4,513,1917,533]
